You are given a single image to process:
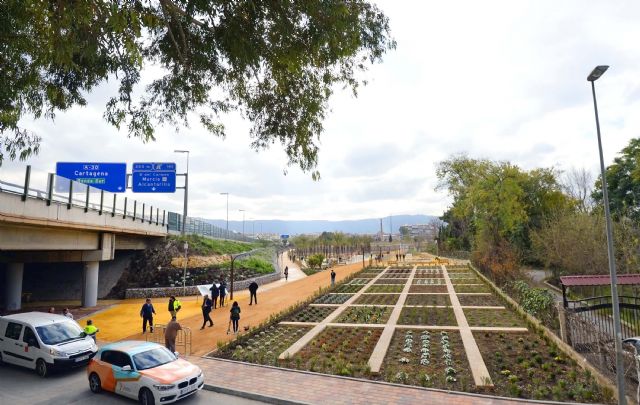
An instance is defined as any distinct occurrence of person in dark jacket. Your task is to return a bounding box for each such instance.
[219,280,227,307]
[209,283,220,309]
[330,270,336,287]
[229,301,241,335]
[284,266,289,281]
[140,298,156,333]
[249,281,259,305]
[200,294,213,329]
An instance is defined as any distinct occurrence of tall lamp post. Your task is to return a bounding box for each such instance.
[588,65,626,404]
[239,209,246,239]
[182,241,188,297]
[220,192,229,238]
[174,150,190,235]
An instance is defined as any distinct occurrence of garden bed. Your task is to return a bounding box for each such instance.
[332,284,366,294]
[381,273,410,279]
[386,268,412,274]
[457,294,504,307]
[379,330,473,391]
[354,294,400,305]
[474,332,613,403]
[283,306,336,323]
[214,325,312,367]
[364,285,404,293]
[454,284,492,293]
[374,278,407,285]
[409,285,448,293]
[414,272,444,279]
[450,277,481,285]
[313,293,353,304]
[398,307,457,326]
[405,294,451,306]
[335,306,392,324]
[284,327,383,378]
[348,278,371,285]
[463,308,526,327]
[412,278,445,285]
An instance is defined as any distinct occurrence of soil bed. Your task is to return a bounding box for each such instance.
[283,306,336,323]
[454,284,492,293]
[374,278,406,285]
[354,294,400,305]
[378,330,473,391]
[398,307,457,326]
[457,294,504,307]
[364,285,404,293]
[409,285,448,293]
[335,306,392,324]
[464,308,526,327]
[332,284,366,294]
[313,294,353,304]
[405,294,451,306]
[474,332,614,403]
[412,278,445,285]
[381,273,410,279]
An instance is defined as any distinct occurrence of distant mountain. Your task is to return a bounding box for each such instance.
[204,215,439,235]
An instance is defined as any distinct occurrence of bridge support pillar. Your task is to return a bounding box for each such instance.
[81,261,99,307]
[5,263,24,311]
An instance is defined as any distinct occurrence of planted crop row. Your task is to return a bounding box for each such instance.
[314,293,352,304]
[284,306,335,323]
[398,307,457,326]
[354,294,400,305]
[332,284,365,293]
[413,278,445,285]
[405,294,451,306]
[336,306,392,324]
[365,284,404,293]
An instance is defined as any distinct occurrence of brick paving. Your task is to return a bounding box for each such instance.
[188,356,546,405]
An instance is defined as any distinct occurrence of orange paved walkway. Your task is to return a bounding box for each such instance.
[90,259,367,355]
[188,357,555,405]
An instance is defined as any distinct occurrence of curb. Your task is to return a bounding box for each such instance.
[203,383,309,405]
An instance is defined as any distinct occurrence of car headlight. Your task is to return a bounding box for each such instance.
[197,371,203,378]
[49,348,67,357]
[153,384,176,391]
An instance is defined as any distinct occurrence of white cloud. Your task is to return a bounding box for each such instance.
[2,0,639,222]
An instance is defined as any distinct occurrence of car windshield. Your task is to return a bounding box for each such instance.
[132,347,176,370]
[35,322,84,345]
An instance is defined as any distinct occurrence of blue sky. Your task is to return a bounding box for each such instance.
[2,0,640,221]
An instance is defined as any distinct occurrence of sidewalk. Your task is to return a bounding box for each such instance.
[188,356,545,405]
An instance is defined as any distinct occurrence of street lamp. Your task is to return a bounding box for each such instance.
[588,64,626,405]
[220,192,229,239]
[182,241,188,297]
[174,150,190,236]
[239,209,245,239]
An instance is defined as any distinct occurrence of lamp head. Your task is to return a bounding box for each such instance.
[587,65,609,82]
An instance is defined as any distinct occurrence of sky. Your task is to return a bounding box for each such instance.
[2,0,640,222]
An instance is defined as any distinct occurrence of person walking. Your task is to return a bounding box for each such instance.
[209,282,219,309]
[219,280,227,307]
[62,308,74,320]
[248,281,259,305]
[168,296,182,319]
[84,320,99,342]
[284,266,289,281]
[200,295,213,329]
[330,269,336,287]
[228,301,241,335]
[165,316,182,353]
[140,298,156,333]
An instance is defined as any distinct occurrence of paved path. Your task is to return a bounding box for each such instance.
[189,356,546,405]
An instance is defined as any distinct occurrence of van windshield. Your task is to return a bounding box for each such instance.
[36,322,84,345]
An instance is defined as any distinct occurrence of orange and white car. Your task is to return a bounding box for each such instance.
[87,341,204,405]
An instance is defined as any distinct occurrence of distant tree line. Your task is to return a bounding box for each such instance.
[290,232,373,259]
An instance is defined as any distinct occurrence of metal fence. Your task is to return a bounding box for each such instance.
[167,212,253,242]
[145,323,192,356]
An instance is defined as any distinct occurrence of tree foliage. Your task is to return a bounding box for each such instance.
[593,137,640,221]
[0,0,395,172]
[306,253,324,269]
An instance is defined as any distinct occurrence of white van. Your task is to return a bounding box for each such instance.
[0,312,98,377]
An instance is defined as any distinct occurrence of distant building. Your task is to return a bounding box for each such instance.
[400,223,438,240]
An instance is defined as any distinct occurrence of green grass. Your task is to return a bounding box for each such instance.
[171,234,256,255]
[235,256,274,274]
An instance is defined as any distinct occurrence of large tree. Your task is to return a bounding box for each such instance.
[0,0,395,174]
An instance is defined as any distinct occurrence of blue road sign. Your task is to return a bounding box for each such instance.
[132,162,176,193]
[56,162,127,193]
[280,234,290,239]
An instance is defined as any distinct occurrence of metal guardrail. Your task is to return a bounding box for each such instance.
[145,323,192,355]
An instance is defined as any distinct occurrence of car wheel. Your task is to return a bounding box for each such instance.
[89,373,102,393]
[139,387,154,405]
[0,352,3,365]
[35,359,48,378]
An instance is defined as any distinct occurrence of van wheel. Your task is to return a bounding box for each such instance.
[89,373,102,393]
[35,359,49,377]
[139,387,154,405]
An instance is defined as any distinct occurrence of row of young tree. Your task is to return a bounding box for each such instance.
[290,232,373,258]
[436,137,640,282]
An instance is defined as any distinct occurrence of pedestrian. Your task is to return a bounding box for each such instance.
[200,294,213,329]
[48,307,55,314]
[140,298,156,333]
[248,281,259,305]
[84,320,99,342]
[219,280,227,307]
[228,301,241,335]
[209,282,219,309]
[284,266,289,281]
[62,308,74,320]
[168,296,181,319]
[165,316,182,353]
[330,269,336,287]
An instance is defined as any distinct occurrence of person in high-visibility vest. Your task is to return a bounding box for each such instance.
[168,296,182,319]
[84,320,99,342]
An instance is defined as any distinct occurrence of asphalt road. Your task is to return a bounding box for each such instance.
[0,361,265,405]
